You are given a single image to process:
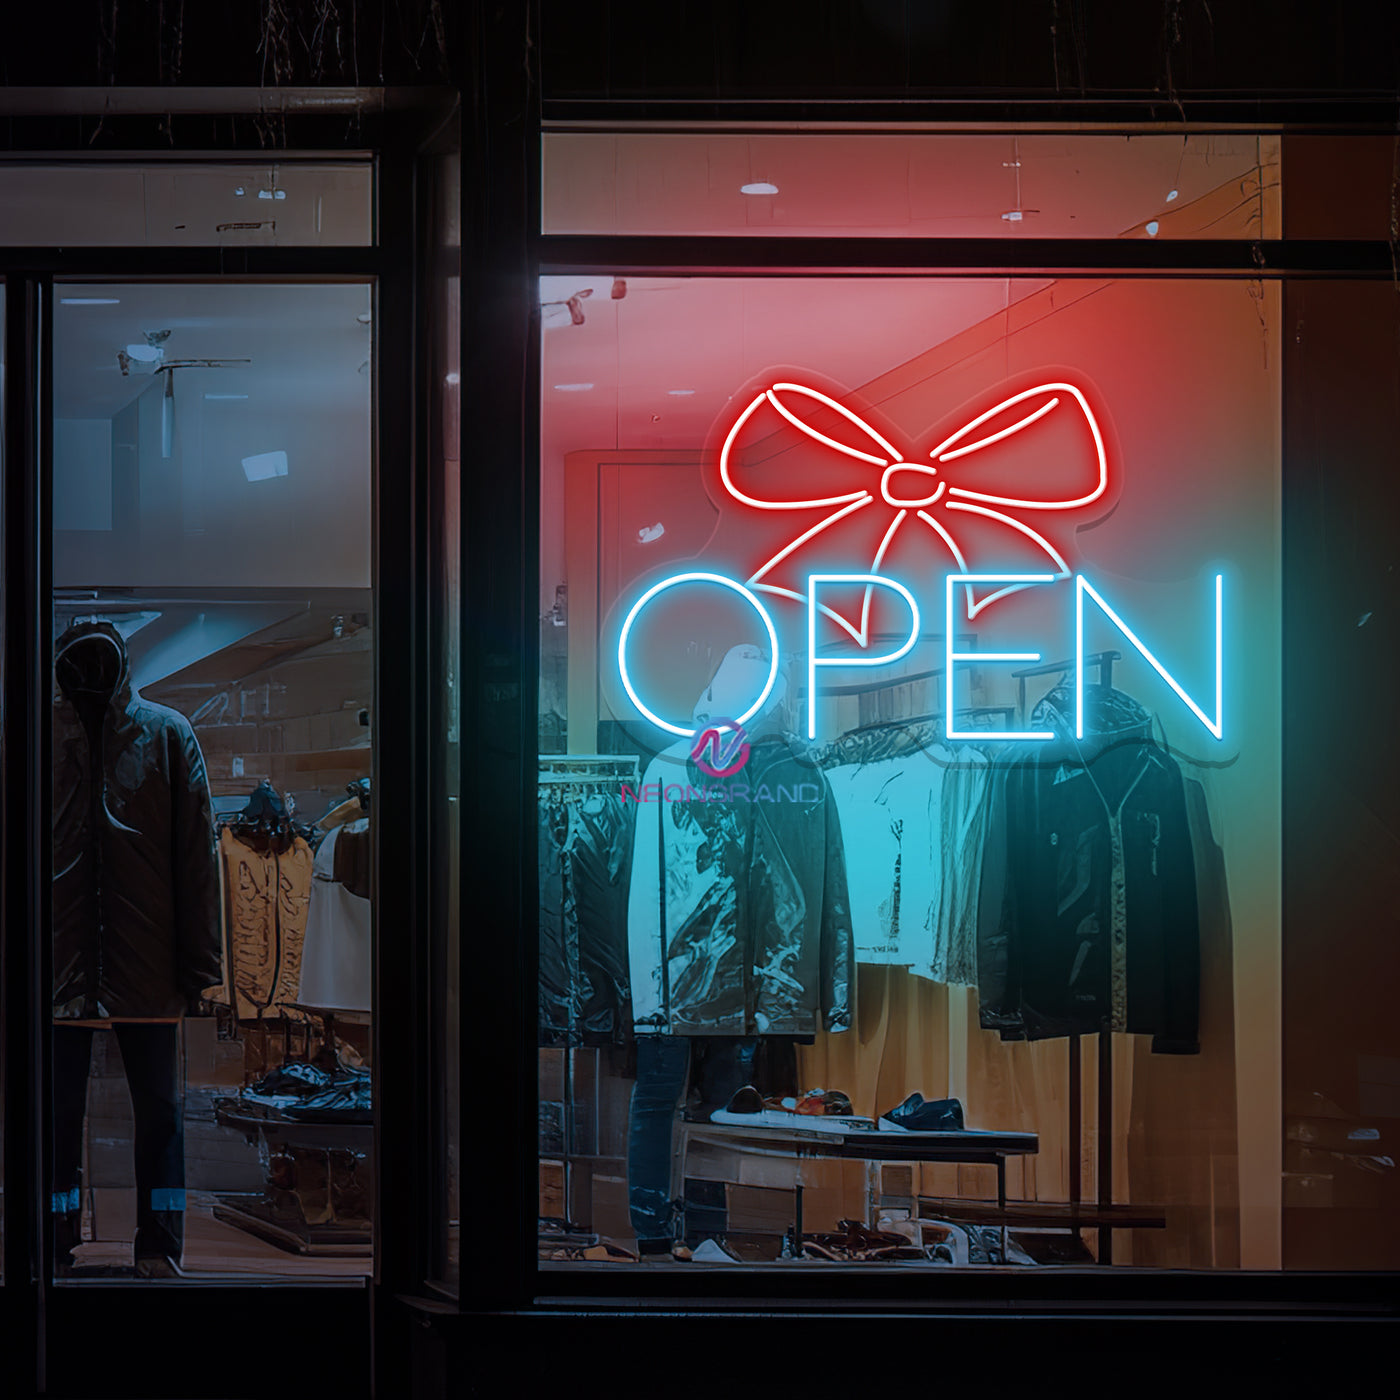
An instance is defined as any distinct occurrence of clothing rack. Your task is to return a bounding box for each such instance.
[537,754,639,1232]
[1010,649,1125,1262]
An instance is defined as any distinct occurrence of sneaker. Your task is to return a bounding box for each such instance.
[878,1093,964,1132]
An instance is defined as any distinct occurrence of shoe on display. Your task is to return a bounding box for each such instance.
[690,1238,739,1262]
[724,1085,765,1114]
[878,1093,965,1132]
[793,1088,854,1116]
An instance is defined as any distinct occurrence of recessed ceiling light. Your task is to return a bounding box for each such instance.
[740,182,779,195]
[553,383,594,392]
[60,297,121,306]
[667,389,696,396]
[125,343,164,363]
[1166,189,1179,201]
[1145,221,1160,237]
[233,186,246,197]
[1001,210,1024,222]
[242,450,289,482]
[257,188,287,201]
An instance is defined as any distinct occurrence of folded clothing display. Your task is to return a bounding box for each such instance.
[240,1060,373,1123]
[709,1107,876,1132]
[709,1084,875,1132]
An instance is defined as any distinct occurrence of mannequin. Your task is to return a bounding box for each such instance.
[52,619,222,1277]
[625,645,853,1254]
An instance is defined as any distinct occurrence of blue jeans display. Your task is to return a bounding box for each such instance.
[627,1035,757,1246]
[53,1022,185,1267]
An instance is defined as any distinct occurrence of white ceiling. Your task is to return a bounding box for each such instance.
[54,282,371,419]
[538,275,1052,607]
[544,131,1279,239]
[54,283,372,589]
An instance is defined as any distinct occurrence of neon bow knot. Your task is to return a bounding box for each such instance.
[719,379,1109,643]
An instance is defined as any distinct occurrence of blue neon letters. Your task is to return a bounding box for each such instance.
[617,570,1224,744]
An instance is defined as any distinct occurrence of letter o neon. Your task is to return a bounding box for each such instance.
[616,573,780,738]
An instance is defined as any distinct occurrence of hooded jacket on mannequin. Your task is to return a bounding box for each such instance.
[626,645,855,1037]
[53,619,222,1019]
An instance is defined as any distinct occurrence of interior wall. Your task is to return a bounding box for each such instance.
[1282,280,1400,1269]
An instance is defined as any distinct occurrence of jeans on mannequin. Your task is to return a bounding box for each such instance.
[52,1023,185,1269]
[627,1035,757,1249]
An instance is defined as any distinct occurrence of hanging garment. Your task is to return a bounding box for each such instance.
[822,735,990,983]
[298,819,372,1012]
[922,743,991,986]
[976,684,1200,1052]
[627,733,854,1037]
[538,790,635,1047]
[53,619,221,1019]
[209,828,314,1020]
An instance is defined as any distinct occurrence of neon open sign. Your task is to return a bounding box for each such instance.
[614,376,1225,745]
[617,569,1224,744]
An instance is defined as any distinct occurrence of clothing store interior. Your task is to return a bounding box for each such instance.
[531,131,1341,1271]
[51,263,374,1279]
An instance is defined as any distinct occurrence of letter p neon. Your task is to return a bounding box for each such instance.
[807,574,921,740]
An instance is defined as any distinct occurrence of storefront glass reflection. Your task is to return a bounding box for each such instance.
[52,282,374,1281]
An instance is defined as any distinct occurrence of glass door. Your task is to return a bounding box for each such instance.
[49,280,376,1283]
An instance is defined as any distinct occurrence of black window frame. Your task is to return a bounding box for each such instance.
[0,96,459,1399]
[460,75,1400,1337]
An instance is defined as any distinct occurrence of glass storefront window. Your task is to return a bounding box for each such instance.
[52,282,374,1281]
[543,131,1281,240]
[537,270,1284,1270]
[0,163,371,246]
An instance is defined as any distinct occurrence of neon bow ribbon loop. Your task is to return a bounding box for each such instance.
[718,377,1110,642]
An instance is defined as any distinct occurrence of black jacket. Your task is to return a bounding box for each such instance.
[539,791,634,1047]
[977,685,1200,1053]
[627,732,854,1036]
[53,620,222,1018]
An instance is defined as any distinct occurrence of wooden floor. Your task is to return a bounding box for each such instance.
[70,1191,371,1279]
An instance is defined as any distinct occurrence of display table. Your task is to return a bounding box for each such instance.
[213,1099,373,1255]
[680,1118,1039,1250]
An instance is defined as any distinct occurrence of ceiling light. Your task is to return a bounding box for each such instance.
[667,389,696,396]
[553,383,594,392]
[1166,189,1179,202]
[203,393,249,400]
[1146,221,1160,237]
[1001,210,1024,222]
[242,450,289,482]
[445,372,460,385]
[233,186,246,197]
[740,182,779,195]
[61,297,121,306]
[257,188,287,201]
[125,343,164,362]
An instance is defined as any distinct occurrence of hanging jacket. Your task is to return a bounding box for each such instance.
[207,828,314,1020]
[538,790,635,1047]
[976,684,1200,1053]
[627,732,854,1037]
[53,619,222,1018]
[817,726,990,983]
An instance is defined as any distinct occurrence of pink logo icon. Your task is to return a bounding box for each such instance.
[691,719,750,777]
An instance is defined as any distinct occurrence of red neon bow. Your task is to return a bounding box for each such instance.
[718,378,1110,643]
